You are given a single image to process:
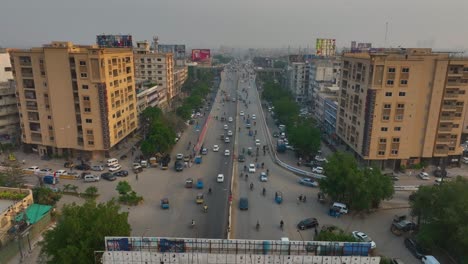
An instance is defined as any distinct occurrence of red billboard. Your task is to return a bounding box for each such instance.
[191,49,211,62]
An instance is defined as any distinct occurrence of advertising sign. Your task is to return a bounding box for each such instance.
[96,35,133,48]
[158,44,186,60]
[191,49,211,62]
[315,38,336,57]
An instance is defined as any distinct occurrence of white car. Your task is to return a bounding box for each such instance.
[252,114,256,120]
[224,137,230,143]
[240,111,245,116]
[312,167,324,174]
[248,163,256,173]
[228,117,233,122]
[259,172,268,182]
[54,169,68,176]
[26,166,40,172]
[176,153,184,160]
[217,174,224,183]
[109,164,122,172]
[213,145,220,152]
[227,130,233,136]
[38,168,52,174]
[352,231,376,249]
[255,139,261,146]
[224,124,228,130]
[224,149,230,156]
[418,172,430,180]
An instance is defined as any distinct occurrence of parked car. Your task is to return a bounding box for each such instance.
[101,172,117,181]
[176,153,184,160]
[38,168,52,174]
[75,164,91,171]
[404,238,428,259]
[113,170,129,177]
[298,177,319,187]
[54,170,68,176]
[26,166,40,172]
[91,165,104,171]
[83,174,100,182]
[297,218,319,230]
[392,220,418,235]
[418,172,430,180]
[239,198,249,210]
[312,167,324,174]
[421,256,440,264]
[175,160,184,172]
[108,164,122,172]
[352,231,376,249]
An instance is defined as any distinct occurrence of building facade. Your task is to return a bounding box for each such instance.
[287,62,310,103]
[136,83,168,115]
[134,41,175,103]
[337,48,468,168]
[173,67,188,98]
[10,41,138,159]
[0,50,20,143]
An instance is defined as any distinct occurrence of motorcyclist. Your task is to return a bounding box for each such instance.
[208,187,212,194]
[262,187,266,196]
[256,220,260,230]
[280,220,284,229]
[191,219,195,227]
[266,169,269,176]
[261,162,264,169]
[250,182,254,190]
[203,204,208,212]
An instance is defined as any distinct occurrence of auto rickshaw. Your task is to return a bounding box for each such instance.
[317,192,325,204]
[195,155,202,164]
[275,191,283,204]
[196,179,204,189]
[160,198,169,209]
[185,178,193,188]
[195,193,204,204]
[248,130,253,136]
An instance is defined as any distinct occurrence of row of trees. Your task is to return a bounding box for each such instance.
[140,107,177,157]
[261,77,321,157]
[176,70,214,120]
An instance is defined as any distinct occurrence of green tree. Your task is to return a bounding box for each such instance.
[316,229,357,242]
[32,186,62,205]
[288,122,321,157]
[83,186,98,198]
[319,152,394,212]
[116,181,132,195]
[411,177,468,262]
[0,166,27,187]
[40,200,130,263]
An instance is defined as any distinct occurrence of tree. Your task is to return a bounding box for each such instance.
[83,186,98,198]
[410,177,468,262]
[116,181,132,195]
[0,166,27,187]
[40,200,130,263]
[115,181,142,205]
[319,152,394,212]
[288,122,321,157]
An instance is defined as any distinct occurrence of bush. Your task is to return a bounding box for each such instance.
[0,191,27,200]
[83,186,98,198]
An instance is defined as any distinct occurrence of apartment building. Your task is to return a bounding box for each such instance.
[136,82,168,115]
[337,48,468,168]
[134,41,175,106]
[173,67,188,98]
[0,49,20,143]
[287,62,310,103]
[10,41,138,159]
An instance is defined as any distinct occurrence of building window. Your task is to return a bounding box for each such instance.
[384,104,391,109]
[385,92,392,97]
[449,147,455,151]
[388,67,396,73]
[80,73,88,78]
[86,129,93,135]
[382,115,390,121]
[395,115,403,121]
[400,80,408,85]
[48,115,51,120]
[392,137,400,143]
[397,103,405,109]
[394,127,401,131]
[158,77,163,80]
[381,127,388,132]
[391,149,399,155]
[82,85,89,89]
[83,96,90,101]
[378,151,385,156]
[386,80,394,85]
[88,141,94,145]
[84,108,91,113]
[157,58,162,62]
[158,71,162,74]
[85,119,92,123]
[79,61,86,66]
[402,68,410,73]
[399,92,406,96]
[379,138,387,143]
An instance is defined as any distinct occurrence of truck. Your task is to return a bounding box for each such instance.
[277,140,286,153]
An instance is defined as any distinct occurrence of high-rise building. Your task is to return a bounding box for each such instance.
[0,49,20,143]
[337,48,468,168]
[10,41,138,159]
[134,41,175,107]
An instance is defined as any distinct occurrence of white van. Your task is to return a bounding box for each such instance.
[331,202,348,214]
[84,174,100,182]
[107,158,118,167]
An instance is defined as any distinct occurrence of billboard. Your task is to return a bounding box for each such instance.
[96,35,133,48]
[315,38,336,57]
[158,44,186,60]
[191,49,211,63]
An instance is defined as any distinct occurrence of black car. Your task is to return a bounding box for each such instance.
[75,164,91,171]
[297,218,319,230]
[239,198,249,210]
[101,172,116,181]
[113,170,129,177]
[404,238,428,259]
[175,160,184,172]
[238,154,245,162]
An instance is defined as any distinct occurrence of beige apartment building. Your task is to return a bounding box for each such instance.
[10,41,138,159]
[337,48,468,168]
[0,49,20,143]
[134,41,175,107]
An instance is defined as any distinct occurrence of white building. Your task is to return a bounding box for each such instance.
[287,62,310,103]
[0,49,19,143]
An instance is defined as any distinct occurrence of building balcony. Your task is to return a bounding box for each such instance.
[30,134,42,143]
[26,106,38,111]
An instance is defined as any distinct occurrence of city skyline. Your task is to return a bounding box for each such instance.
[1,0,468,50]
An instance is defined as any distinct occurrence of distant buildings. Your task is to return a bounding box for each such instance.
[336,48,468,168]
[10,41,138,159]
[0,49,20,144]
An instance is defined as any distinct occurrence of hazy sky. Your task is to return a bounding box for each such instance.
[1,0,467,50]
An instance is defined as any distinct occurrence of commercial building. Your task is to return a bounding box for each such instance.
[286,61,310,103]
[336,48,468,168]
[134,41,175,103]
[10,41,138,159]
[309,58,341,109]
[173,66,188,98]
[0,49,20,143]
[136,82,168,114]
